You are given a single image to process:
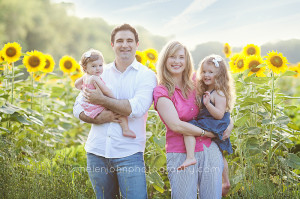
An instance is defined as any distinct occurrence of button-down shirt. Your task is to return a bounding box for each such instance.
[73,59,157,158]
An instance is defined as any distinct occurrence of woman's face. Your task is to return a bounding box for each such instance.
[166,47,186,76]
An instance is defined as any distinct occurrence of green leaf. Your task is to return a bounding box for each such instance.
[247,127,261,135]
[0,127,10,133]
[153,136,166,149]
[29,116,44,126]
[0,106,17,114]
[234,114,248,127]
[16,114,31,125]
[148,171,164,193]
[275,116,290,125]
[262,119,271,125]
[280,70,297,77]
[282,153,300,169]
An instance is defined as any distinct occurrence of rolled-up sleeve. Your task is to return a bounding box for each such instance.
[73,92,84,120]
[128,70,157,118]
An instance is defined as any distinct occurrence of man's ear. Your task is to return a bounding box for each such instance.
[111,42,114,47]
[137,42,139,47]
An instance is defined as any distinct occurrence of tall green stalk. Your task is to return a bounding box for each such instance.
[31,72,34,110]
[267,72,275,178]
[11,62,14,104]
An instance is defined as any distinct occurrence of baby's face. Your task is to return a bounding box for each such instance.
[86,58,103,76]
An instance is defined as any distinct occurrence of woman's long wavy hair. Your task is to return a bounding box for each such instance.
[196,54,236,111]
[157,41,194,98]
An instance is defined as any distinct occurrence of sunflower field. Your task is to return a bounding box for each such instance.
[0,40,299,199]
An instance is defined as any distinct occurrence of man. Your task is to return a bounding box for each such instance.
[73,24,157,198]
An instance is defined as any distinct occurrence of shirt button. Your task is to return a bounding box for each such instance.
[191,108,194,111]
[199,139,202,141]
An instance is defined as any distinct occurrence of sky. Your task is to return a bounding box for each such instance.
[51,0,300,50]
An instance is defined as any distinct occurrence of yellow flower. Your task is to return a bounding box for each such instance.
[71,64,83,82]
[231,54,247,73]
[147,62,156,73]
[265,51,288,74]
[223,43,231,58]
[0,50,5,63]
[135,51,147,65]
[33,73,46,82]
[23,50,46,73]
[42,54,55,73]
[144,48,158,63]
[59,55,77,74]
[229,53,239,72]
[242,44,260,56]
[288,65,299,78]
[2,42,22,63]
[245,55,266,77]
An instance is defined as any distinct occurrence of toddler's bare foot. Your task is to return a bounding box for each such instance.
[177,158,196,170]
[222,182,231,196]
[123,130,136,138]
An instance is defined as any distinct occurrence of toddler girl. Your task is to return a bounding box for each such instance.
[75,49,136,138]
[179,54,235,195]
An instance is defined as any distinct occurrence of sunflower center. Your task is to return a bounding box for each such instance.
[6,47,17,57]
[135,55,142,63]
[44,60,50,69]
[147,53,155,60]
[28,56,40,67]
[237,60,244,69]
[249,60,260,72]
[247,47,256,55]
[224,47,229,54]
[64,61,72,69]
[270,56,283,68]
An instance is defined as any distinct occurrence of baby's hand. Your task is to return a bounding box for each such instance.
[203,91,210,106]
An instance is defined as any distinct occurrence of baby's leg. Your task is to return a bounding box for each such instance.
[119,116,136,138]
[178,136,197,170]
[222,155,231,196]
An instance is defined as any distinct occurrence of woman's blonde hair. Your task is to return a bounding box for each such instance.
[80,49,104,72]
[196,54,236,111]
[157,41,194,98]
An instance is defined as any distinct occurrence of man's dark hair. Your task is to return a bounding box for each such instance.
[111,24,139,44]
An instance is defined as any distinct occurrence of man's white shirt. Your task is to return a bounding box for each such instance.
[73,59,157,158]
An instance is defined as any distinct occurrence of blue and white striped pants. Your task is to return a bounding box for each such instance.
[167,141,223,199]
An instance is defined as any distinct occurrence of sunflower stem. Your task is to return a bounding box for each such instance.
[11,62,14,104]
[31,72,33,110]
[268,71,275,178]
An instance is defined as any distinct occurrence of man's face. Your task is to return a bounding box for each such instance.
[111,30,138,61]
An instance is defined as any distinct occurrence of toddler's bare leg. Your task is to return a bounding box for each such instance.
[222,155,230,196]
[178,135,197,170]
[119,116,136,138]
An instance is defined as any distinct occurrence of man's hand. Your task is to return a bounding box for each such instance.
[83,81,105,105]
[94,109,121,124]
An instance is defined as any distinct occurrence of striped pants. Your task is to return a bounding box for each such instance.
[167,142,223,199]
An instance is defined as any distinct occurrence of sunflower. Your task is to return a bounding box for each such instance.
[2,42,22,63]
[242,44,260,56]
[231,54,247,73]
[135,50,147,65]
[42,54,55,73]
[0,50,5,63]
[33,73,45,82]
[288,65,299,78]
[147,62,156,73]
[70,64,83,82]
[144,48,158,63]
[229,53,240,72]
[265,51,288,75]
[59,55,77,74]
[245,55,266,77]
[23,50,46,73]
[223,43,231,58]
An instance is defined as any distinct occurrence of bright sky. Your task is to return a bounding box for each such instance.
[52,0,300,49]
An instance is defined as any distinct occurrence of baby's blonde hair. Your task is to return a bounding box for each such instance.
[80,49,104,72]
[196,54,236,111]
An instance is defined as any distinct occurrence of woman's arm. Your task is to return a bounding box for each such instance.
[156,97,216,138]
[91,76,115,99]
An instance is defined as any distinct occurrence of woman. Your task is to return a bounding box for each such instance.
[153,41,232,199]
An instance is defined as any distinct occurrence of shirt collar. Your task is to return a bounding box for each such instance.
[112,59,140,71]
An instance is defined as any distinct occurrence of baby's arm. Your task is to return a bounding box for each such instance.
[204,91,226,120]
[75,76,84,90]
[91,76,115,99]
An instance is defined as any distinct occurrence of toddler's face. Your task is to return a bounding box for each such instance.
[201,63,218,86]
[86,58,103,76]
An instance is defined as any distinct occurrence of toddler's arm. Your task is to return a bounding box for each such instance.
[203,90,226,120]
[91,76,115,99]
[75,76,84,90]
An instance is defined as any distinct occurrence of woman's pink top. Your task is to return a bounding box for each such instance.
[153,85,212,153]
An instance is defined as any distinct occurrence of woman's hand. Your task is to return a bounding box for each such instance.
[222,118,234,140]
